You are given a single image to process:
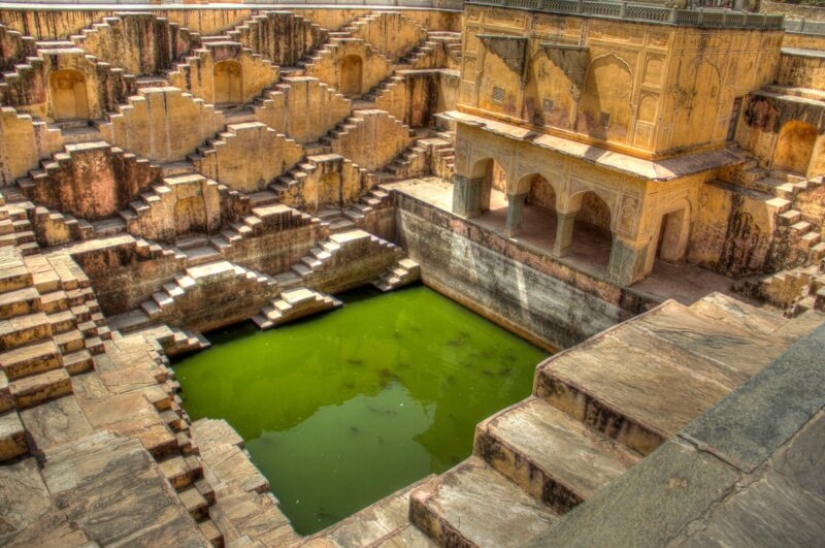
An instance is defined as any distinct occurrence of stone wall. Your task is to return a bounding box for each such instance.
[778,50,825,90]
[330,109,414,171]
[99,87,225,164]
[304,39,394,97]
[233,11,328,67]
[375,70,457,128]
[349,11,428,61]
[459,4,783,158]
[193,122,303,193]
[394,192,653,350]
[687,181,778,277]
[253,76,352,144]
[20,141,161,221]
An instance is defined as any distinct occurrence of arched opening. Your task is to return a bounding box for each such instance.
[577,55,633,142]
[656,207,689,264]
[773,121,817,175]
[174,196,208,235]
[214,60,243,105]
[50,69,89,122]
[501,173,559,246]
[566,190,613,270]
[340,55,363,96]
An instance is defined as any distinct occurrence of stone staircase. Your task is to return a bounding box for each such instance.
[398,31,463,70]
[409,292,824,547]
[373,257,421,292]
[340,11,428,64]
[735,259,825,317]
[251,287,342,330]
[0,246,111,462]
[724,155,825,271]
[0,41,134,117]
[0,192,38,255]
[290,229,402,294]
[321,109,415,171]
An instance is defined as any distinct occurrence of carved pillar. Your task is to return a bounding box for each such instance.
[608,234,649,286]
[505,193,527,237]
[452,174,487,218]
[553,211,577,257]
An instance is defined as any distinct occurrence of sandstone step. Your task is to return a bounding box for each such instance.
[688,292,788,336]
[311,475,437,547]
[53,329,84,354]
[159,454,203,491]
[39,290,69,314]
[8,368,72,409]
[535,300,791,456]
[0,264,32,293]
[62,349,93,375]
[410,456,558,548]
[0,312,51,351]
[475,397,641,514]
[0,286,40,319]
[0,339,61,380]
[365,524,438,547]
[0,410,28,461]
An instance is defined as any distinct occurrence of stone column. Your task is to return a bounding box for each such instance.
[608,234,649,286]
[553,211,577,257]
[452,175,486,218]
[505,193,527,237]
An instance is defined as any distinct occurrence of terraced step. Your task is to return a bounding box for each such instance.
[0,287,40,319]
[0,339,61,380]
[535,299,799,456]
[410,456,558,548]
[475,397,641,514]
[0,312,51,351]
[0,411,28,462]
[8,368,72,409]
[252,288,341,330]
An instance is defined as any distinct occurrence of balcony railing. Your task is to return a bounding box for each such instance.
[465,0,785,30]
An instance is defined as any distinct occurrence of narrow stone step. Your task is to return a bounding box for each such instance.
[159,454,202,491]
[688,291,788,337]
[0,287,40,319]
[0,410,28,461]
[0,312,51,351]
[62,349,93,375]
[475,397,641,514]
[8,368,72,409]
[53,329,84,354]
[0,339,61,380]
[410,456,558,548]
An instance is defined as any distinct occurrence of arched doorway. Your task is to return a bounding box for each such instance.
[340,55,363,96]
[566,190,613,270]
[174,196,208,235]
[656,207,689,264]
[773,121,817,175]
[50,69,89,122]
[214,60,243,105]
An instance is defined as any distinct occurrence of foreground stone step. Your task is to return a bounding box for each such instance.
[40,430,209,546]
[475,396,641,514]
[306,475,437,547]
[535,299,793,455]
[410,456,557,548]
[8,368,72,409]
[0,286,40,319]
[0,338,62,380]
[0,410,28,461]
[0,312,51,351]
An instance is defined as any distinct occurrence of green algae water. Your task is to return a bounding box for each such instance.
[174,285,547,535]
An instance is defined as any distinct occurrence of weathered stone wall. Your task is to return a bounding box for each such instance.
[21,141,161,221]
[277,154,368,212]
[167,45,280,105]
[304,39,394,97]
[350,12,428,61]
[253,76,351,144]
[297,8,462,34]
[0,49,134,122]
[330,109,414,170]
[225,223,326,276]
[395,192,653,350]
[687,182,777,277]
[778,50,825,91]
[68,235,187,314]
[0,23,35,72]
[233,11,328,67]
[0,108,40,186]
[375,70,456,128]
[736,92,825,178]
[193,122,302,193]
[459,5,783,158]
[99,87,225,163]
